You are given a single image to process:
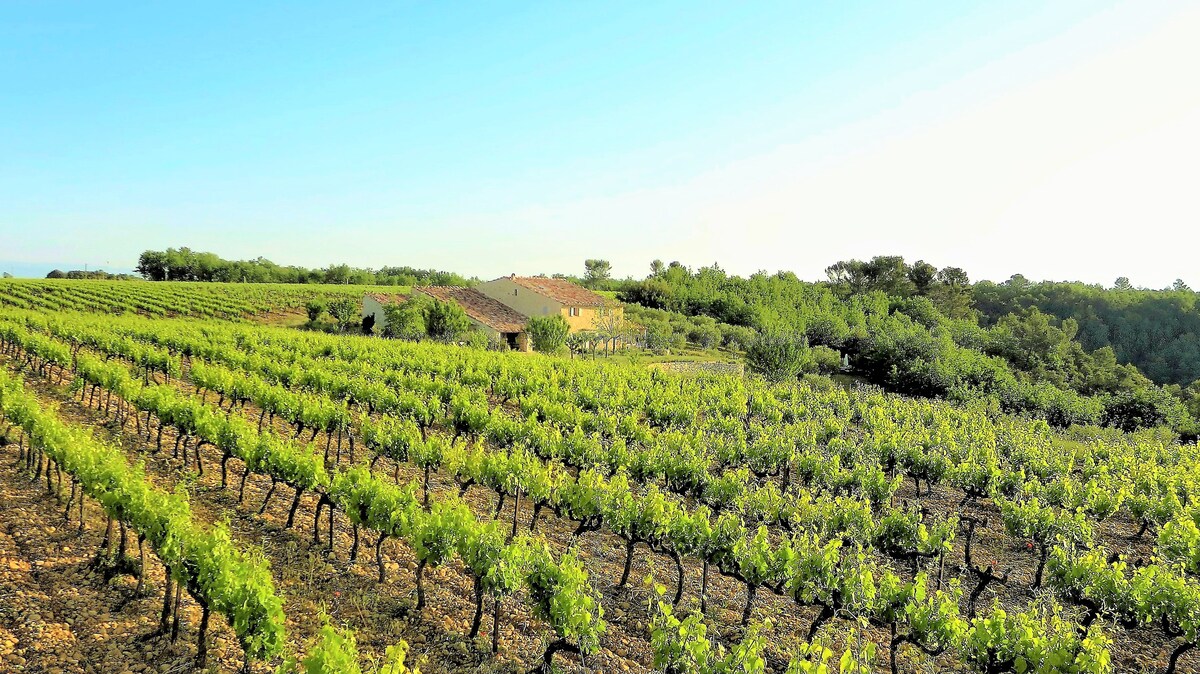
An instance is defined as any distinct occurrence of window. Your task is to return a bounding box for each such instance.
[569,307,579,317]
[513,289,518,296]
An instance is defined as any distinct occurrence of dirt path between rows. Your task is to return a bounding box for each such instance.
[0,435,216,674]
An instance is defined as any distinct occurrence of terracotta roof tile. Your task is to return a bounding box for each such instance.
[503,276,607,306]
[365,293,408,305]
[414,286,528,333]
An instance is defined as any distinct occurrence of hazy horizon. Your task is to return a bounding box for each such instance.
[3,1,1198,287]
[0,250,1189,291]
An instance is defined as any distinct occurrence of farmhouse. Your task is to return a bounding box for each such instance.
[476,275,618,333]
[361,275,619,351]
[413,285,530,350]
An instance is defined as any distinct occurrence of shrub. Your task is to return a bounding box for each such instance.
[719,324,757,351]
[381,297,429,340]
[643,320,674,352]
[745,333,807,382]
[808,345,843,374]
[687,322,722,349]
[423,298,471,341]
[527,314,570,353]
[305,299,326,323]
[327,298,358,333]
[460,329,489,350]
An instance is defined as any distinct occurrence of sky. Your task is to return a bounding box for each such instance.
[2,1,1197,286]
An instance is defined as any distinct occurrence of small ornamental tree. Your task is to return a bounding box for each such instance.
[423,298,470,341]
[566,331,595,358]
[745,333,807,383]
[527,314,570,353]
[327,298,359,333]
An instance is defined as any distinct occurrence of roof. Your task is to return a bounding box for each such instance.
[502,275,607,307]
[364,293,407,305]
[413,286,529,333]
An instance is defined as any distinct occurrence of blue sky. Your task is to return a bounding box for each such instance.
[2,1,1197,285]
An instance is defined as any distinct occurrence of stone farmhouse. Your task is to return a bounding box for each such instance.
[362,275,621,351]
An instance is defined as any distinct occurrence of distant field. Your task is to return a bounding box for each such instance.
[0,278,410,318]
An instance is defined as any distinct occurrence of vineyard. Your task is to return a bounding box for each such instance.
[1,291,1199,674]
[0,279,403,320]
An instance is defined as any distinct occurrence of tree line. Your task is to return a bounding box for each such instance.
[46,269,138,280]
[135,248,473,286]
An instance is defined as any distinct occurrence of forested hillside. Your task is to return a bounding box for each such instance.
[618,257,1197,437]
[973,279,1200,387]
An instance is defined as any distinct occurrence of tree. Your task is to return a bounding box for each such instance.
[583,259,612,288]
[305,299,326,324]
[745,333,807,383]
[593,306,629,355]
[924,266,974,320]
[908,260,938,295]
[649,259,665,278]
[327,298,359,333]
[1113,277,1133,291]
[826,256,916,297]
[1172,279,1191,292]
[642,321,674,351]
[566,331,597,358]
[135,250,170,281]
[423,298,471,341]
[619,279,675,310]
[325,264,352,285]
[825,259,867,295]
[381,296,430,340]
[526,315,570,353]
[46,269,67,279]
[936,266,970,288]
[1004,273,1030,288]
